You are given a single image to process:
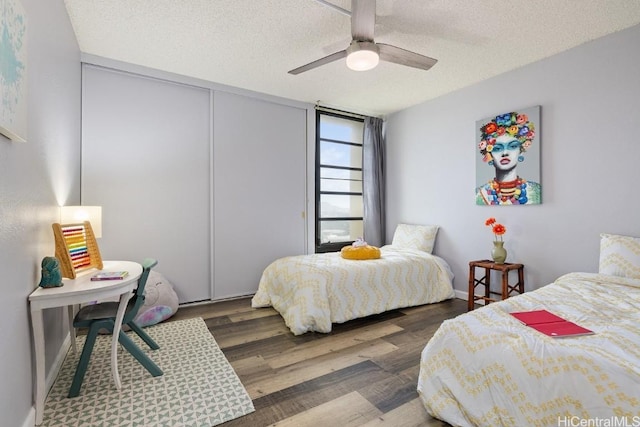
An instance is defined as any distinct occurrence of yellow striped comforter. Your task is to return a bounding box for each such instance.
[251,245,455,335]
[418,272,640,427]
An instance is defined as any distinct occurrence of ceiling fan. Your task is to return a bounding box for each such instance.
[288,0,438,75]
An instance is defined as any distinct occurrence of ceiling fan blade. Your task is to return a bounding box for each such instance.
[377,43,438,71]
[288,50,348,75]
[351,0,376,41]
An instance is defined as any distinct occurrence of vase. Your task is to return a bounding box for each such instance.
[491,241,507,264]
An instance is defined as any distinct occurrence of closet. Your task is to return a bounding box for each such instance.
[81,64,308,302]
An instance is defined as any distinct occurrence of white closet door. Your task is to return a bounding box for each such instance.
[81,65,211,303]
[213,91,307,298]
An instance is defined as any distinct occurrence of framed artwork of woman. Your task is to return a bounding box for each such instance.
[475,106,541,205]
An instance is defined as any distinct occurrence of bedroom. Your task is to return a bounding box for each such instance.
[2,1,640,426]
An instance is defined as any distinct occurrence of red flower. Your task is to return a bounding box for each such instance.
[492,224,506,235]
[484,123,498,134]
[485,217,506,241]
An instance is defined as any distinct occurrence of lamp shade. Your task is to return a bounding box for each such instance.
[346,49,379,71]
[60,206,102,238]
[346,41,380,72]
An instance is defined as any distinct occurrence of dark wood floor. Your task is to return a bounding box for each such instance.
[167,296,467,426]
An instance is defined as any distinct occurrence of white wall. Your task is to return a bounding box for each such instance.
[0,1,81,426]
[386,24,640,294]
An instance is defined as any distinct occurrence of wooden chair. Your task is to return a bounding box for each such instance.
[68,258,163,398]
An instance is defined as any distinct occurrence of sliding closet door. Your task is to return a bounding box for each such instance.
[81,65,211,303]
[213,91,307,298]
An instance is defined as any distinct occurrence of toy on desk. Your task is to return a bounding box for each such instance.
[38,256,63,288]
[52,221,103,279]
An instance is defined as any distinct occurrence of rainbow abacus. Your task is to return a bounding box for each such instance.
[53,221,103,279]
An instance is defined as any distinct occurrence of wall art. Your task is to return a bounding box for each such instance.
[0,0,27,142]
[475,105,541,205]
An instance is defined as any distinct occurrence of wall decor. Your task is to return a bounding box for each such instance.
[0,0,27,142]
[475,105,541,205]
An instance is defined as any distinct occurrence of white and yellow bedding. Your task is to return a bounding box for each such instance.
[251,245,455,335]
[418,272,640,426]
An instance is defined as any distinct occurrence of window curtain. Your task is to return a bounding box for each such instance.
[363,116,385,247]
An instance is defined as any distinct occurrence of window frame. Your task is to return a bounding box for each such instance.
[315,110,365,253]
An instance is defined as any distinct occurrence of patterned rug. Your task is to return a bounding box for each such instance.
[41,317,255,426]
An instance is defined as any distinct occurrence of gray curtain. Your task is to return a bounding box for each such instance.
[363,116,385,247]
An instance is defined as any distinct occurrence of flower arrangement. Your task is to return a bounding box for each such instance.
[485,217,506,242]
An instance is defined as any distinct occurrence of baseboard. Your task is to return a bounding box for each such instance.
[456,289,488,306]
[178,293,256,307]
[185,291,473,307]
[22,407,35,427]
[454,289,469,301]
[27,332,72,426]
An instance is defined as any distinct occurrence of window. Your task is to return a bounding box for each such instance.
[316,110,364,253]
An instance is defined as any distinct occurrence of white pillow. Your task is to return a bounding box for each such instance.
[598,233,640,279]
[391,223,439,253]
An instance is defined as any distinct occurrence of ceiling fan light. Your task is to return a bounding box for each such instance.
[346,49,379,71]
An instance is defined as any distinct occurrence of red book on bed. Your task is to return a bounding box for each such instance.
[509,309,594,338]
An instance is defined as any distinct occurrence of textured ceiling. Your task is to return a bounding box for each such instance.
[63,0,640,116]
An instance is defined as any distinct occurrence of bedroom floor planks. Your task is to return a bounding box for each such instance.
[168,297,465,426]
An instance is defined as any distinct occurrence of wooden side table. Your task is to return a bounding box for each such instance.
[468,260,525,311]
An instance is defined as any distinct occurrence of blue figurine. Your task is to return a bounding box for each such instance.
[39,256,63,288]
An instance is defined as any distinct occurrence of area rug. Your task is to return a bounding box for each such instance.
[41,317,255,426]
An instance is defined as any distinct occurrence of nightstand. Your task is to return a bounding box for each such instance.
[468,260,525,311]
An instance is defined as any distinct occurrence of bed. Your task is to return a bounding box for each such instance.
[251,224,455,335]
[418,233,640,426]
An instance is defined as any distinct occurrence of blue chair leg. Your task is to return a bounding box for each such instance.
[127,321,160,350]
[118,331,163,377]
[68,326,101,398]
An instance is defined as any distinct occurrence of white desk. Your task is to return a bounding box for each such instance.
[28,260,142,426]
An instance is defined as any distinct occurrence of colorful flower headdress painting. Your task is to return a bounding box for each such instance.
[478,112,535,166]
